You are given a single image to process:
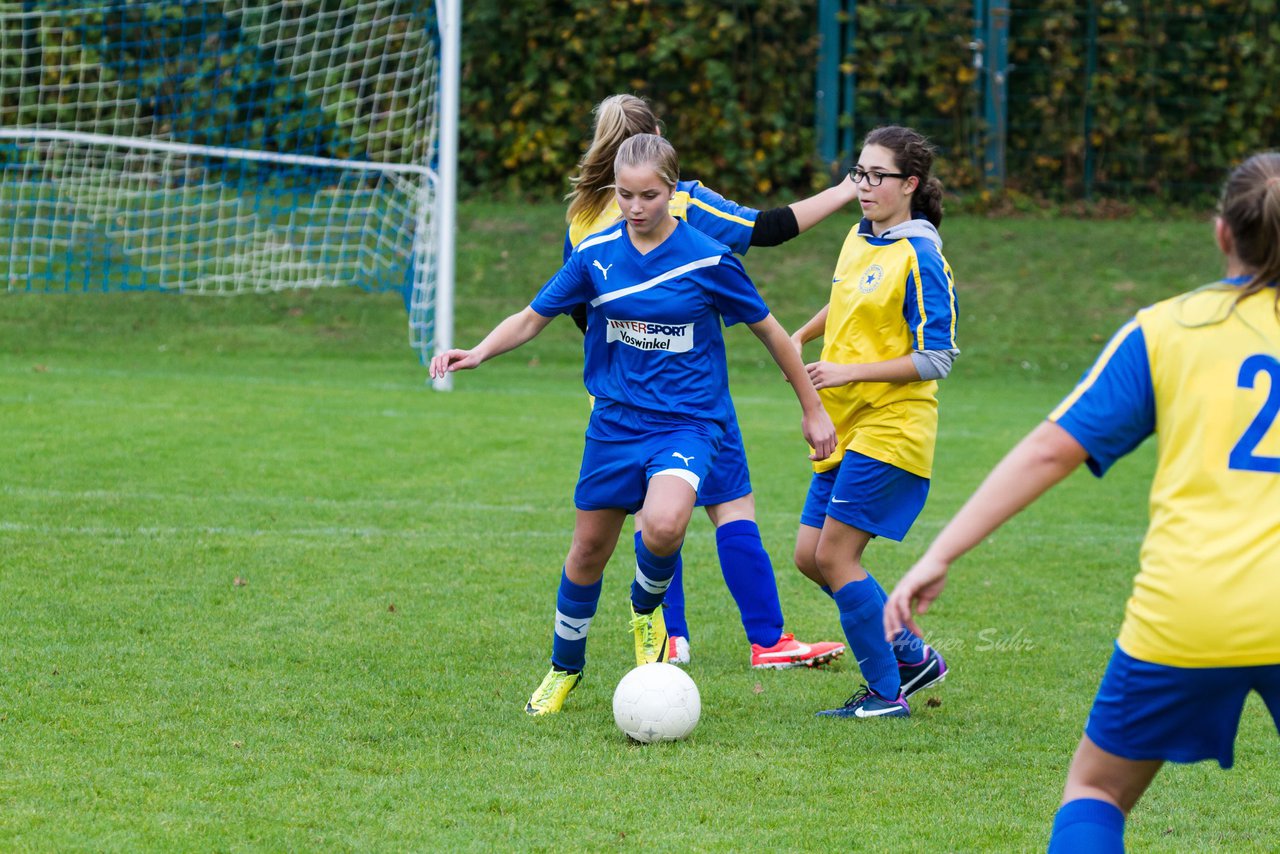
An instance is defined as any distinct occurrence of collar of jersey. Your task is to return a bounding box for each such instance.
[856,214,942,249]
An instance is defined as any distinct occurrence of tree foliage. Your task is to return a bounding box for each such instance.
[463,0,1280,202]
[460,0,823,201]
[4,2,1277,202]
[1005,0,1280,199]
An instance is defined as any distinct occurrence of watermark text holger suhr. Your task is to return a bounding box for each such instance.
[892,626,1036,656]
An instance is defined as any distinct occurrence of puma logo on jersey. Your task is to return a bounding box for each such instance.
[671,452,695,466]
[593,260,613,280]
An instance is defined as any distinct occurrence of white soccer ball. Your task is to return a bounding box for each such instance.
[612,662,701,743]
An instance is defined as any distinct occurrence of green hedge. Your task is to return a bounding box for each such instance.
[839,1,985,195]
[464,0,1280,203]
[1005,0,1280,200]
[460,0,824,202]
[4,2,1277,203]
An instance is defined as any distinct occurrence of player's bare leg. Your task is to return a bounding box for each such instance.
[1062,734,1162,813]
[1046,734,1162,850]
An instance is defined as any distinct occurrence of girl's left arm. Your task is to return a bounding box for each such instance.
[748,313,837,460]
[806,354,922,389]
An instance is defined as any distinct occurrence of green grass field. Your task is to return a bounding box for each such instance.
[2,202,1276,851]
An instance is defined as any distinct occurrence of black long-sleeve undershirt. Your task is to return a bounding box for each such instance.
[748,205,799,247]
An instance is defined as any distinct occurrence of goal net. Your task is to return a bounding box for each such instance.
[0,0,454,369]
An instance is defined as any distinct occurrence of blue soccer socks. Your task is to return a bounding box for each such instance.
[632,534,679,614]
[643,520,787,649]
[661,548,690,639]
[1048,798,1124,853]
[833,577,901,699]
[550,568,602,673]
[715,519,786,648]
[863,570,926,663]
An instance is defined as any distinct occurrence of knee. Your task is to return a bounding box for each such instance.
[813,538,842,579]
[568,532,614,572]
[640,516,684,556]
[1062,772,1151,815]
[1061,737,1159,815]
[793,544,816,576]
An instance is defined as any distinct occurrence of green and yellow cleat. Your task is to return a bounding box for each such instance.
[525,667,582,716]
[629,604,670,666]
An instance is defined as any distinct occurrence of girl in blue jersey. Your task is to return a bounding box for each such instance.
[564,93,853,669]
[431,134,837,715]
[885,151,1280,851]
[790,126,959,719]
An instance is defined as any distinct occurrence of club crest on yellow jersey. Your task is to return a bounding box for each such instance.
[859,264,885,294]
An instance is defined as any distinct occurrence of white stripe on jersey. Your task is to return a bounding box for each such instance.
[575,228,623,253]
[589,255,723,308]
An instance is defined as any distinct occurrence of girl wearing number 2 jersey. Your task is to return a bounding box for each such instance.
[885,151,1280,852]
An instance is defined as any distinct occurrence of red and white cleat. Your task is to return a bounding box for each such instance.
[750,632,845,669]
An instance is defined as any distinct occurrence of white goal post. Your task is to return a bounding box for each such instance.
[0,0,457,384]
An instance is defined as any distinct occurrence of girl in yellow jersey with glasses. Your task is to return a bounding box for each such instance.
[791,126,959,719]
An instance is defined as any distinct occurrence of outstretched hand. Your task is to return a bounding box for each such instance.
[883,555,950,641]
[429,349,482,379]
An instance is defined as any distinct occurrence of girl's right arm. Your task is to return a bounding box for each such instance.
[689,175,859,252]
[791,304,829,344]
[789,304,829,360]
[429,307,553,379]
[785,172,859,234]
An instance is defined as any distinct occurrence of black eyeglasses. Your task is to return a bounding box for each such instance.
[849,166,910,187]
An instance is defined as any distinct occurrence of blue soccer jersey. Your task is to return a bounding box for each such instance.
[533,219,769,429]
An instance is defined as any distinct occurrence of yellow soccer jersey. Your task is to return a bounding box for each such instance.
[816,218,957,478]
[1050,281,1280,667]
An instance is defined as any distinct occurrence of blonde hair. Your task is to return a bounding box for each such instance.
[565,94,660,226]
[614,133,679,189]
[1219,152,1280,308]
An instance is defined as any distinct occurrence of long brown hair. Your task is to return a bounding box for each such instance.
[863,125,944,228]
[565,94,660,226]
[1219,151,1280,308]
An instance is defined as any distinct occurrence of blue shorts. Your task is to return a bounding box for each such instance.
[697,419,751,506]
[799,451,929,541]
[1085,644,1280,769]
[575,406,722,514]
